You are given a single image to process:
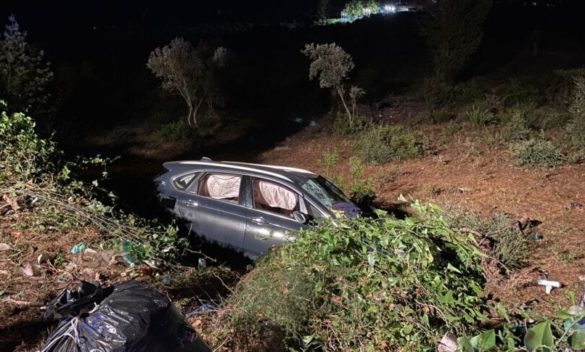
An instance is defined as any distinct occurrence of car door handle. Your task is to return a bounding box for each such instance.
[180,199,199,208]
[251,217,267,225]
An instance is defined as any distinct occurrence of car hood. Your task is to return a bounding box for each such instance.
[330,201,361,218]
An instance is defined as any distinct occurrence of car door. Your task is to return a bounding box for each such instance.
[175,172,247,250]
[243,177,306,258]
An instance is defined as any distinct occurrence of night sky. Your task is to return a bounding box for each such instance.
[0,0,335,30]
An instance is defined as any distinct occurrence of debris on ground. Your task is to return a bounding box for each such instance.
[437,333,458,352]
[537,279,562,295]
[41,280,211,352]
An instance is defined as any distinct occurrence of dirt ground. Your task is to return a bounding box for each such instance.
[259,123,585,314]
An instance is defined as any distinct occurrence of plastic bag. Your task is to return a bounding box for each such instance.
[41,280,210,352]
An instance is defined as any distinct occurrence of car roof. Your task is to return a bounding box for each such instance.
[164,160,317,184]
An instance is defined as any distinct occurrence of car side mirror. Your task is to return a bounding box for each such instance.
[292,211,309,224]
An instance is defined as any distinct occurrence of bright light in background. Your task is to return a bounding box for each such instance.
[383,4,397,13]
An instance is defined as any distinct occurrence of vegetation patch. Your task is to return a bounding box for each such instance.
[354,124,423,164]
[0,104,187,265]
[512,138,565,168]
[221,202,488,351]
[445,210,530,270]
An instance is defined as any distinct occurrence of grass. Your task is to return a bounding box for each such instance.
[354,124,423,164]
[445,209,530,270]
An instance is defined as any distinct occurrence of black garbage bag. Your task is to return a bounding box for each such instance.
[41,280,211,352]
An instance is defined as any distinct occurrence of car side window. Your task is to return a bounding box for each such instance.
[173,173,198,190]
[197,173,242,204]
[252,179,299,219]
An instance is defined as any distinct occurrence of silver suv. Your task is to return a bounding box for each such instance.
[154,159,360,258]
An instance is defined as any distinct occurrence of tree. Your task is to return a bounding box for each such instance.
[147,38,226,127]
[302,43,364,126]
[319,0,330,19]
[0,15,53,113]
[420,0,492,84]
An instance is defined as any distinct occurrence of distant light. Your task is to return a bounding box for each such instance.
[383,4,397,13]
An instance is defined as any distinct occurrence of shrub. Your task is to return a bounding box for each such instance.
[529,106,571,130]
[446,210,530,269]
[226,202,487,351]
[567,70,585,150]
[464,103,496,125]
[0,104,58,183]
[421,78,457,107]
[354,124,422,164]
[512,138,565,168]
[495,79,541,106]
[159,120,201,147]
[347,156,376,210]
[414,109,455,124]
[318,148,339,178]
[500,107,531,142]
[0,103,187,264]
[332,113,367,136]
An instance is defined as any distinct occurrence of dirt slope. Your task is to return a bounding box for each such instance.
[260,124,585,313]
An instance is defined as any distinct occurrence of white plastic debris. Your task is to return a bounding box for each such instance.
[438,333,458,352]
[537,279,562,294]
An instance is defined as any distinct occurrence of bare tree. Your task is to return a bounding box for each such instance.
[302,43,364,126]
[147,38,226,127]
[0,15,53,113]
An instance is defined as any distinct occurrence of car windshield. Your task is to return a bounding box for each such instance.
[301,176,351,208]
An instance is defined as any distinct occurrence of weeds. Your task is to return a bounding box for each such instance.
[464,103,496,125]
[347,156,375,209]
[318,148,339,178]
[354,124,422,164]
[332,113,367,136]
[445,209,530,270]
[567,69,585,151]
[512,138,565,168]
[500,107,532,142]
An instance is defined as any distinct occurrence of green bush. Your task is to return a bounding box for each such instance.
[159,120,201,146]
[318,148,339,180]
[446,210,530,270]
[347,156,376,209]
[354,124,422,164]
[0,103,187,264]
[421,78,457,107]
[495,79,541,106]
[227,202,487,351]
[414,109,455,124]
[0,104,58,183]
[500,107,532,142]
[567,70,585,150]
[512,138,565,168]
[464,103,496,125]
[529,106,571,130]
[332,114,367,136]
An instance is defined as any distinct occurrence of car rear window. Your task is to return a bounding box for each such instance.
[173,173,198,190]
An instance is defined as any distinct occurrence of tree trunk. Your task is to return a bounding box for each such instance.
[186,101,194,127]
[336,87,353,126]
[192,98,205,127]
